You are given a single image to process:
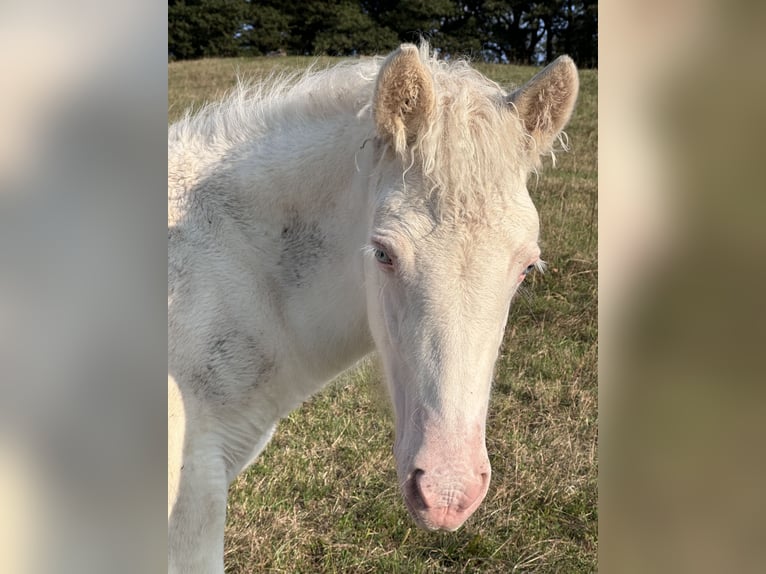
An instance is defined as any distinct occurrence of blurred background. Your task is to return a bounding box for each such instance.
[0,2,167,573]
[600,1,766,572]
[1,1,764,572]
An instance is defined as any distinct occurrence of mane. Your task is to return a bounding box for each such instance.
[400,44,533,221]
[170,43,539,221]
[169,58,382,151]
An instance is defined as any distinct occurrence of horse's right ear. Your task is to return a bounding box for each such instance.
[373,44,436,156]
[507,56,579,158]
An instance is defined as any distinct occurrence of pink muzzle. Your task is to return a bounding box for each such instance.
[396,420,491,531]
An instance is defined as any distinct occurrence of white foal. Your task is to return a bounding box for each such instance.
[168,43,578,572]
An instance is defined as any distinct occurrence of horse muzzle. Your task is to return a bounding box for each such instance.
[402,464,491,531]
[394,417,492,531]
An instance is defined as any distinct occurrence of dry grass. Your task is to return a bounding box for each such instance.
[169,56,597,573]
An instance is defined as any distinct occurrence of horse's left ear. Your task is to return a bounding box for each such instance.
[508,56,579,157]
[373,44,436,156]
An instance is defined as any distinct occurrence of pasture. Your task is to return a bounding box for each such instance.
[169,55,597,573]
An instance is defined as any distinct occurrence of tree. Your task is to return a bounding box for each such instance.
[286,0,398,56]
[440,1,487,56]
[363,0,457,45]
[239,4,291,55]
[168,0,598,67]
[559,0,597,68]
[313,3,399,55]
[169,0,248,59]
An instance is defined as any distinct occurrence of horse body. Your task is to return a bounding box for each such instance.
[169,44,578,573]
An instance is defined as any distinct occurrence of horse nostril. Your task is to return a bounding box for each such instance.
[408,469,427,510]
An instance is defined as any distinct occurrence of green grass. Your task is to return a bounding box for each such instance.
[169,56,597,573]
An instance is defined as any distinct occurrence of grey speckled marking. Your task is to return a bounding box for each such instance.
[182,328,277,403]
[278,214,325,288]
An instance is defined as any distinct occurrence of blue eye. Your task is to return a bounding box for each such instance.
[374,247,393,265]
[524,264,535,275]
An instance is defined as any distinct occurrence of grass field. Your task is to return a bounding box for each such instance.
[169,55,597,573]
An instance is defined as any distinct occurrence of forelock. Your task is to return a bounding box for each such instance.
[404,53,533,223]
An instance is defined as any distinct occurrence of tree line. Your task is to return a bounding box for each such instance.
[169,0,597,67]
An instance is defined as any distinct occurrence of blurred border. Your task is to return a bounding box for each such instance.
[600,1,765,572]
[0,2,167,573]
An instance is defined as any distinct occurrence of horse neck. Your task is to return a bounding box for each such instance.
[243,113,376,380]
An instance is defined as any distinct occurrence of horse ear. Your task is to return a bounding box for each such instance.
[373,44,436,156]
[508,56,579,157]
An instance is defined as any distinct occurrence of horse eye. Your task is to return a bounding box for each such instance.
[374,248,393,265]
[524,264,535,275]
